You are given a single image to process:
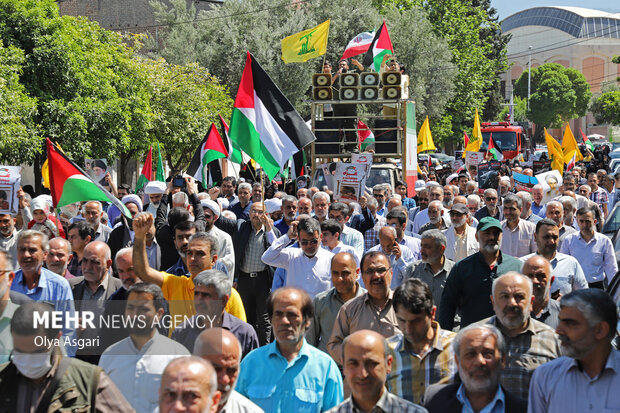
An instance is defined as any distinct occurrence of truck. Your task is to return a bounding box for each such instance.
[479,121,533,161]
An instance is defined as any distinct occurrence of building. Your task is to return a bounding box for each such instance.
[500,7,620,138]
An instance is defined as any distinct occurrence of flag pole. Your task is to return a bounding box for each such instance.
[261,167,265,210]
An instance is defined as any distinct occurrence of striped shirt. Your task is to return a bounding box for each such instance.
[386,322,457,405]
[325,390,428,413]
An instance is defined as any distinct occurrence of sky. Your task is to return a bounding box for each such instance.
[492,0,620,20]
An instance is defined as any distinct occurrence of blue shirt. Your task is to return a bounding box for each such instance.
[456,384,505,413]
[229,200,252,221]
[274,218,290,236]
[237,339,343,413]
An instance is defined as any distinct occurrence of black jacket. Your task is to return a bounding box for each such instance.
[232,219,280,281]
[424,383,527,413]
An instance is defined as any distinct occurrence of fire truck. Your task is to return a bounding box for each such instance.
[479,121,532,161]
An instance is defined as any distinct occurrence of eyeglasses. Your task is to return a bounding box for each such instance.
[300,239,319,246]
[363,267,390,275]
[249,210,263,215]
[485,197,497,201]
[373,194,385,198]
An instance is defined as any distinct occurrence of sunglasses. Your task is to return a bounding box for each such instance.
[300,239,319,246]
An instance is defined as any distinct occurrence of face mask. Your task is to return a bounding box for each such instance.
[12,350,53,379]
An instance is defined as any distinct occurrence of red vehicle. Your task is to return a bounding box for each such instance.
[480,121,531,161]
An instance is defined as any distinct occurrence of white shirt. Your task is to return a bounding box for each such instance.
[262,233,334,298]
[520,252,588,295]
[99,332,190,413]
[323,241,360,265]
[222,390,265,413]
[340,225,364,259]
[412,208,450,234]
[500,219,536,258]
[206,225,236,277]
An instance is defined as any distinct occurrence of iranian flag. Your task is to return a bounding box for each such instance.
[358,120,375,151]
[362,21,393,72]
[46,138,131,217]
[341,31,375,60]
[566,152,576,171]
[228,52,315,180]
[135,145,153,193]
[187,123,228,186]
[487,134,504,161]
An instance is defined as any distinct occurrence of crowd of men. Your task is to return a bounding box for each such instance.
[0,159,619,413]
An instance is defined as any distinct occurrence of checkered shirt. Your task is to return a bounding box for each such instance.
[364,215,387,251]
[240,227,267,273]
[590,187,609,210]
[325,390,427,413]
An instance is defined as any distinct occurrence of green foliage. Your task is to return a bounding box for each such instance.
[514,63,591,128]
[496,96,527,122]
[591,91,620,126]
[138,58,233,173]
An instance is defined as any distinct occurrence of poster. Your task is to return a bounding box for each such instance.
[477,161,501,190]
[351,153,373,176]
[532,160,551,174]
[320,162,338,191]
[0,166,21,215]
[466,151,484,167]
[536,170,562,204]
[334,163,367,202]
[513,172,538,193]
[85,158,113,191]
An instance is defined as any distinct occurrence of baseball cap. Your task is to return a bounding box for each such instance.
[477,216,502,232]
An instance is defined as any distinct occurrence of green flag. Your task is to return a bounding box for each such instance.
[156,142,165,182]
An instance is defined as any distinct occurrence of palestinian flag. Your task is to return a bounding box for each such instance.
[358,120,375,151]
[579,128,594,151]
[135,145,153,193]
[187,123,228,186]
[362,21,393,72]
[341,31,375,60]
[290,149,306,179]
[155,142,165,182]
[45,138,131,217]
[219,114,242,164]
[487,134,504,161]
[228,52,315,180]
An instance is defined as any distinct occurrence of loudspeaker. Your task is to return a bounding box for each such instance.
[340,73,359,87]
[313,87,333,100]
[340,87,359,101]
[314,120,340,155]
[360,72,380,86]
[374,119,398,154]
[382,71,401,86]
[382,86,401,100]
[361,86,379,100]
[313,73,332,87]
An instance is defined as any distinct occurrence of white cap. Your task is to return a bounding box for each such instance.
[30,196,50,214]
[414,180,426,191]
[201,199,220,218]
[144,181,166,195]
[264,198,282,214]
[446,173,459,185]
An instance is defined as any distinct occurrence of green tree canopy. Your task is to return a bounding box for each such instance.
[514,63,591,129]
[591,91,620,126]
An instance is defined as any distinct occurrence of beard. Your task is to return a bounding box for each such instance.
[480,243,500,254]
[458,362,501,393]
[559,333,596,358]
[452,217,467,228]
[495,304,529,330]
[429,215,441,224]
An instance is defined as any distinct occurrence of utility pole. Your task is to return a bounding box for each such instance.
[527,46,532,112]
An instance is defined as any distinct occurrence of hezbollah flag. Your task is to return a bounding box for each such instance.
[362,21,394,72]
[463,108,483,158]
[187,123,228,186]
[561,122,583,163]
[135,145,153,193]
[417,116,436,153]
[281,20,330,63]
[545,128,564,174]
[45,138,131,217]
[228,52,316,180]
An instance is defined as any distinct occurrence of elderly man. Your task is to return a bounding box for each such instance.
[481,272,559,400]
[313,191,330,223]
[404,229,454,308]
[159,356,221,413]
[466,194,481,216]
[329,202,364,258]
[544,200,577,248]
[521,219,587,297]
[407,188,429,234]
[297,196,313,215]
[82,200,112,242]
[500,194,536,258]
[328,251,401,365]
[237,287,343,412]
[0,213,19,269]
[194,328,264,413]
[45,237,75,279]
[229,182,252,220]
[528,289,620,412]
[261,216,333,298]
[0,251,19,363]
[531,184,544,216]
[0,302,135,412]
[372,184,389,217]
[143,180,167,217]
[560,204,618,289]
[273,195,297,235]
[362,196,388,251]
[516,191,542,224]
[522,255,560,328]
[438,217,523,330]
[413,185,447,233]
[474,188,501,221]
[99,283,189,413]
[368,226,415,288]
[202,200,235,276]
[443,203,479,262]
[424,324,527,413]
[306,252,366,353]
[172,269,258,356]
[418,200,449,234]
[386,280,457,404]
[328,330,428,413]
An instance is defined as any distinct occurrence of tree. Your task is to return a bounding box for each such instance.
[496,96,527,122]
[591,91,620,126]
[514,63,591,130]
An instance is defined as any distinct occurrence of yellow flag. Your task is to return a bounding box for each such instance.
[462,108,482,158]
[561,122,583,163]
[281,20,330,63]
[417,116,436,153]
[42,142,64,189]
[545,128,564,174]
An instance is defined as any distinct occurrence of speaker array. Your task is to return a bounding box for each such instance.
[312,71,402,101]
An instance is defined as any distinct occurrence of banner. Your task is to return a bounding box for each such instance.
[513,172,538,193]
[0,166,20,215]
[351,153,373,176]
[466,151,484,167]
[334,163,368,202]
[536,170,563,204]
[320,162,338,191]
[405,102,418,197]
[532,160,552,174]
[477,161,501,191]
